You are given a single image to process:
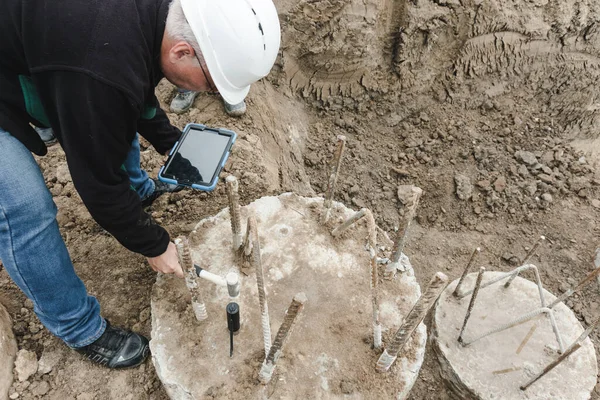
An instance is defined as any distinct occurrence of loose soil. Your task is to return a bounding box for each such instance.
[2,0,600,399]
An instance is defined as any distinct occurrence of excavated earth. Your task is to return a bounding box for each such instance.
[1,0,600,399]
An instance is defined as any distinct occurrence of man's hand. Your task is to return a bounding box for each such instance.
[147,242,185,278]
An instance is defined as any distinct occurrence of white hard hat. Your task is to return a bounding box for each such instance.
[181,0,281,104]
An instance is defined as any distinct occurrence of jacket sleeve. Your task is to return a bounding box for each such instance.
[33,70,170,257]
[137,95,181,155]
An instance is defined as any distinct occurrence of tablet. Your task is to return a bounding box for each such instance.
[158,123,236,191]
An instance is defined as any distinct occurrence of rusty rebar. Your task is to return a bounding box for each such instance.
[321,135,347,224]
[258,293,307,384]
[548,265,600,309]
[175,237,208,321]
[386,186,423,278]
[521,315,600,391]
[226,175,243,251]
[331,208,367,237]
[376,272,449,372]
[365,209,382,349]
[453,247,481,297]
[516,323,538,355]
[458,267,485,344]
[241,217,253,258]
[248,216,272,356]
[505,236,545,288]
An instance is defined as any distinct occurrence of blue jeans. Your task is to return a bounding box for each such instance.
[0,128,105,347]
[123,134,154,200]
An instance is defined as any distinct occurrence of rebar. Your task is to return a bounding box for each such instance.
[175,237,208,321]
[493,367,521,375]
[248,216,272,356]
[459,264,531,298]
[530,264,564,352]
[516,323,538,355]
[462,307,551,346]
[365,209,382,349]
[458,267,485,344]
[321,135,347,224]
[504,236,545,288]
[259,293,307,384]
[331,208,367,237]
[521,315,600,391]
[376,272,448,372]
[453,247,481,297]
[241,217,253,258]
[457,263,565,351]
[548,265,600,309]
[226,176,243,251]
[385,187,423,278]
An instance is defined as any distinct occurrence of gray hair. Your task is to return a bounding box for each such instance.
[165,0,203,61]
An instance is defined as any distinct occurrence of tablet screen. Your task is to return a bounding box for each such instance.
[162,128,232,186]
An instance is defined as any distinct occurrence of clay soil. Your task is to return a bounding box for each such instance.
[2,0,600,399]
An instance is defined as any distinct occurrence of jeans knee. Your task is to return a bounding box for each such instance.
[10,186,57,230]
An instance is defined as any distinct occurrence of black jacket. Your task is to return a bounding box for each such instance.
[0,0,181,257]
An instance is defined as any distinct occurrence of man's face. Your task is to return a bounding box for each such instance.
[161,40,217,93]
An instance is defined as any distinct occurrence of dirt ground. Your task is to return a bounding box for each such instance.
[2,0,600,399]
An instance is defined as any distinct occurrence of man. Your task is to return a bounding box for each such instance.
[0,0,280,369]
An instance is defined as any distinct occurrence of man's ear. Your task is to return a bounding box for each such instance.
[168,41,195,64]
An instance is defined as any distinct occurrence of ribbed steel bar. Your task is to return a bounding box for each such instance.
[175,236,208,321]
[376,272,448,372]
[548,266,600,309]
[365,209,382,349]
[226,175,243,251]
[453,247,481,297]
[521,315,600,391]
[458,267,485,344]
[504,236,545,288]
[259,293,307,384]
[248,216,272,356]
[331,208,367,237]
[385,187,422,278]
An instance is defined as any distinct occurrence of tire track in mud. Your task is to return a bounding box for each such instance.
[280,0,398,104]
[278,0,600,139]
[446,30,600,139]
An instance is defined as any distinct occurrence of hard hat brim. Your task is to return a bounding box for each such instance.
[181,0,251,105]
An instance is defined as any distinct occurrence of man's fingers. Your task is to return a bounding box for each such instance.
[146,242,186,278]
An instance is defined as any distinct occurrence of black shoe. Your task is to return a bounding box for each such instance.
[141,179,185,208]
[75,321,150,369]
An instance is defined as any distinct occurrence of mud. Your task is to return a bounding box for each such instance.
[1,0,600,399]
